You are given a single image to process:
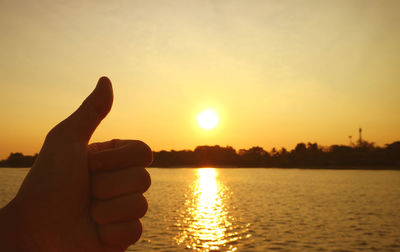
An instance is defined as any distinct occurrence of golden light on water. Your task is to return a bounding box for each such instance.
[192,169,227,250]
[175,168,249,251]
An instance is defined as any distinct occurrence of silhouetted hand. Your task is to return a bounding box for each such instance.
[0,77,152,251]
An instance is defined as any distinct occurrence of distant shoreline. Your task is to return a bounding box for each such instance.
[2,141,399,169]
[152,166,400,170]
[2,166,399,170]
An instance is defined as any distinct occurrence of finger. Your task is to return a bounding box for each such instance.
[88,140,153,172]
[91,193,148,225]
[88,139,133,152]
[91,167,151,200]
[68,76,113,142]
[47,77,113,144]
[98,219,142,249]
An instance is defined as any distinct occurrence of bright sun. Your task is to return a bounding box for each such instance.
[197,109,219,130]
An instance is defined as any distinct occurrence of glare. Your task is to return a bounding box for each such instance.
[197,109,219,130]
[175,168,243,251]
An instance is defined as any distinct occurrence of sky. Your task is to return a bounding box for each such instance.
[0,0,399,158]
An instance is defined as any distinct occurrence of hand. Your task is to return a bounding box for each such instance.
[0,77,153,251]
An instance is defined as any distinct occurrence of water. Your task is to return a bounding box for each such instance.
[1,168,400,251]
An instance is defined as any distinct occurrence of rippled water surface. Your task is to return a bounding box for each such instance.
[1,168,400,251]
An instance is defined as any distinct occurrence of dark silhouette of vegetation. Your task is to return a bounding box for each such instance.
[0,153,38,168]
[1,140,399,169]
[152,139,400,169]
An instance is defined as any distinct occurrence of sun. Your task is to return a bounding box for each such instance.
[197,109,219,130]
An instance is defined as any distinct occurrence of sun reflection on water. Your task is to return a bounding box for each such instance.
[175,168,247,251]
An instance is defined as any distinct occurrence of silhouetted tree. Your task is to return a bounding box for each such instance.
[386,141,400,165]
[0,153,38,167]
[194,145,238,166]
[238,146,270,167]
[3,140,400,169]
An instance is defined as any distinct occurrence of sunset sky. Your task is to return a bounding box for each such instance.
[1,0,399,158]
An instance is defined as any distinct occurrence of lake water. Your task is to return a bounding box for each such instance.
[1,168,400,251]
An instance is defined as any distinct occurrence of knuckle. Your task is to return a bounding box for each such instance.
[91,175,108,200]
[110,138,120,147]
[98,220,142,248]
[136,169,151,193]
[142,169,151,192]
[130,220,142,245]
[134,140,153,166]
[90,201,103,224]
[136,194,148,218]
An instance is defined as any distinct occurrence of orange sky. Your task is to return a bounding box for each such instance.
[1,0,399,159]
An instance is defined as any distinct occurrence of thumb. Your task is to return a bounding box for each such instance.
[61,76,113,142]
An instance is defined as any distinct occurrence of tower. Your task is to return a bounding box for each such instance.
[358,128,362,145]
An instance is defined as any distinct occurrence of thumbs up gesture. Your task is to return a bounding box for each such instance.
[0,77,153,251]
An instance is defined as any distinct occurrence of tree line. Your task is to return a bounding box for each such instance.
[152,141,400,168]
[1,140,399,168]
[0,153,38,168]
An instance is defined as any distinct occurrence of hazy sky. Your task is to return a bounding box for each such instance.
[1,0,399,158]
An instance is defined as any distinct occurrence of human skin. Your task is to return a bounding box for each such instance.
[0,77,152,251]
